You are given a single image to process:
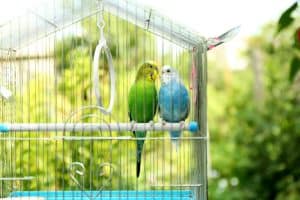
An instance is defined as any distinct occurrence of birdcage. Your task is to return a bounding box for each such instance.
[0,0,239,199]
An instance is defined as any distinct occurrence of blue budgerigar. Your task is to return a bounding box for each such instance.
[158,65,190,150]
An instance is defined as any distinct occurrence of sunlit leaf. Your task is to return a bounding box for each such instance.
[277,2,298,33]
[289,56,300,82]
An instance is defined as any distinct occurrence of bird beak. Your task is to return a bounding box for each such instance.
[158,73,161,79]
[154,70,159,81]
[156,68,160,79]
[153,66,159,80]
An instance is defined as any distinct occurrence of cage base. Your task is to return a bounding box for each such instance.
[10,190,194,200]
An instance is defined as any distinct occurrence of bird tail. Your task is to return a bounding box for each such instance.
[135,131,146,178]
[170,131,181,152]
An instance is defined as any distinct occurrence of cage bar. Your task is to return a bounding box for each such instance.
[0,0,205,51]
[0,122,199,133]
[0,177,34,181]
[0,0,210,199]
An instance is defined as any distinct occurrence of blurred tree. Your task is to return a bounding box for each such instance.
[208,2,300,199]
[277,2,300,82]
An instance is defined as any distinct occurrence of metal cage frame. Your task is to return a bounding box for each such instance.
[0,0,209,199]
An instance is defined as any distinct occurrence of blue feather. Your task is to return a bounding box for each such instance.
[159,79,190,150]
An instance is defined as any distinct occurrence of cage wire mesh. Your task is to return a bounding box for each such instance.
[0,0,208,199]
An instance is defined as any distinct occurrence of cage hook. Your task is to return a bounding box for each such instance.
[145,9,152,30]
[93,0,116,115]
[97,0,105,40]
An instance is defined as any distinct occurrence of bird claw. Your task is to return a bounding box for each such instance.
[148,120,155,127]
[179,121,185,129]
[130,121,136,131]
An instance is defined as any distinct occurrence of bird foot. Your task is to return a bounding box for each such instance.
[179,121,185,129]
[158,117,167,124]
[148,120,155,127]
[162,120,167,126]
[130,120,136,131]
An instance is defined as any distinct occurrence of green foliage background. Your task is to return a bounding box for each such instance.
[1,2,300,199]
[208,3,300,199]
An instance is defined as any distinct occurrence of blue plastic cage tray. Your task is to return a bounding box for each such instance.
[10,190,195,200]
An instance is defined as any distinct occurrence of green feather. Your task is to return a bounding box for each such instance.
[128,63,158,178]
[128,82,157,122]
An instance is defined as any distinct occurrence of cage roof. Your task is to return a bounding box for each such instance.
[0,0,206,52]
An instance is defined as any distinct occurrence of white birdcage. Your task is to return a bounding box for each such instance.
[0,0,239,199]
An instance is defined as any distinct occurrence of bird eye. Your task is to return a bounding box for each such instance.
[166,69,171,73]
[149,65,153,68]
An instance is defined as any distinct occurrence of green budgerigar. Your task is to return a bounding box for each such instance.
[128,61,159,178]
